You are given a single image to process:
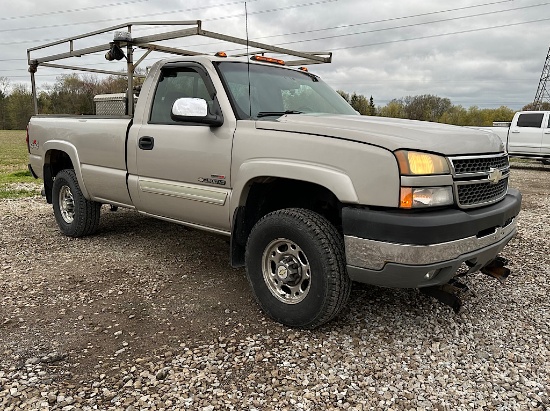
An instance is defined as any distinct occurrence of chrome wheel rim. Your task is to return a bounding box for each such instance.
[262,238,311,304]
[59,185,75,224]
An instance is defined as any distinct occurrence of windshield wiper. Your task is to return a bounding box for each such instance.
[256,110,303,118]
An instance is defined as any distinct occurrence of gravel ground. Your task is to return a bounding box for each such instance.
[0,163,549,410]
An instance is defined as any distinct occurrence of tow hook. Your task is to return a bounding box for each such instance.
[419,278,471,314]
[420,256,511,313]
[480,256,510,284]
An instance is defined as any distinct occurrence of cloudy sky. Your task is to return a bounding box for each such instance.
[1,0,550,110]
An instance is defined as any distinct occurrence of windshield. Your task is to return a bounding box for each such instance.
[216,62,357,120]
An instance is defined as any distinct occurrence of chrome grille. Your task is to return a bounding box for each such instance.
[449,153,509,209]
[456,178,508,207]
[451,156,509,175]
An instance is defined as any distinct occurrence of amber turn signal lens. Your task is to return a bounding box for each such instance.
[399,186,454,208]
[400,187,413,209]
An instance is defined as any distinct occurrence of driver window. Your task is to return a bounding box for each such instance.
[516,113,544,128]
[150,68,213,124]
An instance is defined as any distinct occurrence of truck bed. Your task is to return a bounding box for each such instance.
[28,115,133,206]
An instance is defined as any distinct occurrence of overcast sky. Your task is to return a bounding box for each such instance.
[1,0,550,110]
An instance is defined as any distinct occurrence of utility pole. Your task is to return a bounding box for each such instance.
[533,45,550,110]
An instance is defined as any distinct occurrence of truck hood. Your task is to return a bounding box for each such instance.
[255,114,504,155]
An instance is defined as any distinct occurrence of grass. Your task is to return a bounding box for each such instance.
[0,130,41,199]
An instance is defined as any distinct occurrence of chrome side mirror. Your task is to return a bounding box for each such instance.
[171,98,223,127]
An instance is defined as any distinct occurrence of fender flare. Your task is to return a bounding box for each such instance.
[230,158,358,220]
[43,140,90,199]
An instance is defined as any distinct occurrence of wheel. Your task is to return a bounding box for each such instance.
[52,169,101,237]
[245,208,351,329]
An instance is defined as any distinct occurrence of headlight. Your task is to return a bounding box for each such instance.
[400,187,454,209]
[395,150,450,175]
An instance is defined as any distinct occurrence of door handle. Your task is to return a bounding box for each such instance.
[138,136,154,150]
[510,130,520,133]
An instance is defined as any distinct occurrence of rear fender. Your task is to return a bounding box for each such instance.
[43,140,90,199]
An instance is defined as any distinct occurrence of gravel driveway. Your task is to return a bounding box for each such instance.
[1,164,549,410]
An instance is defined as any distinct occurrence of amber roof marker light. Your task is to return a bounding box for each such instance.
[251,55,286,65]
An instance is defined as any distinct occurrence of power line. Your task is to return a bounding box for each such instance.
[0,0,151,21]
[0,0,337,47]
[261,2,550,47]
[124,0,536,53]
[3,13,547,76]
[0,0,525,50]
[0,0,515,35]
[0,0,264,34]
[330,17,550,51]
[249,0,516,41]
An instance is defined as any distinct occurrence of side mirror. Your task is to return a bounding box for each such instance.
[171,98,223,127]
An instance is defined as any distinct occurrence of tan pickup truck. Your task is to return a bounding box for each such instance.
[26,22,522,328]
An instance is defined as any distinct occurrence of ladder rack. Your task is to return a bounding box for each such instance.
[27,21,332,116]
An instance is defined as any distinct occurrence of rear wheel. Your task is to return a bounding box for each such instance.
[245,208,351,329]
[52,169,101,237]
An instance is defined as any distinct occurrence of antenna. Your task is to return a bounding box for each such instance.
[245,2,252,118]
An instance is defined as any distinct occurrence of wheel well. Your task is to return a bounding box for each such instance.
[231,177,343,267]
[43,150,74,204]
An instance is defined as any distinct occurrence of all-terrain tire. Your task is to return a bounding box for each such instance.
[245,208,351,329]
[52,169,101,237]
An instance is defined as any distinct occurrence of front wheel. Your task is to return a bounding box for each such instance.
[52,169,101,237]
[245,208,351,329]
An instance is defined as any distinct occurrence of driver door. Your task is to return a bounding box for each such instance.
[128,63,234,232]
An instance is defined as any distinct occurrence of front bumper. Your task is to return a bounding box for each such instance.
[343,189,522,288]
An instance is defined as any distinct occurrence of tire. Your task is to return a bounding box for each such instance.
[245,208,351,329]
[52,169,101,237]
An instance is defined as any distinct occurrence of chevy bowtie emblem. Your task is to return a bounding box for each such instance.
[488,167,503,184]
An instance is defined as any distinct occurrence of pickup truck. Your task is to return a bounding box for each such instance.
[26,25,522,328]
[476,111,550,165]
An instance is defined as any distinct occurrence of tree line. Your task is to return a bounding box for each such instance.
[1,74,550,130]
[339,90,550,126]
[0,74,129,130]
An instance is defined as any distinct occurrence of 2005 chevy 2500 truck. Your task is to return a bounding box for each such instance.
[26,22,521,328]
[476,111,550,165]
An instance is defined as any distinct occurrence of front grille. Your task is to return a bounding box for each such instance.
[456,178,508,207]
[451,156,509,175]
[449,153,509,209]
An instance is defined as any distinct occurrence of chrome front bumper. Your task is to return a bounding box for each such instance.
[344,218,518,288]
[345,217,517,271]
